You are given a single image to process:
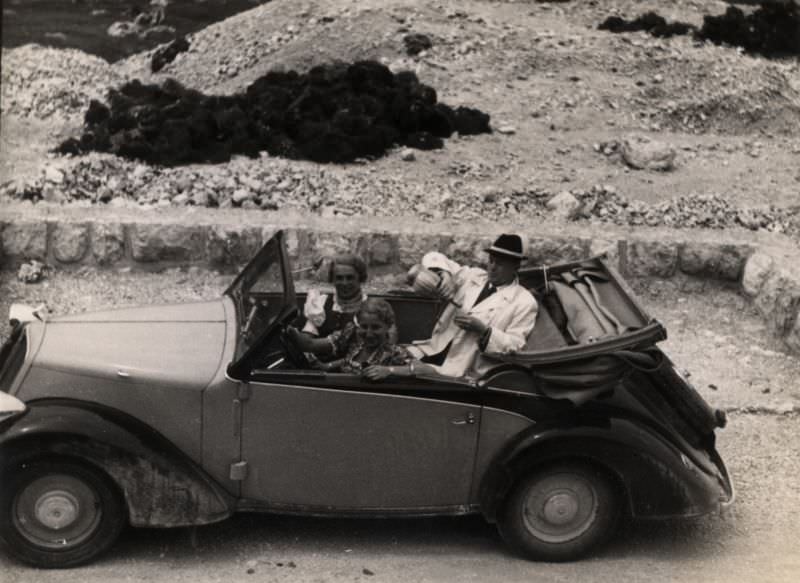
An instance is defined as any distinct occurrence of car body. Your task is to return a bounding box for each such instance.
[0,231,733,567]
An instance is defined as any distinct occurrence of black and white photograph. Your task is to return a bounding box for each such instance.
[0,1,798,581]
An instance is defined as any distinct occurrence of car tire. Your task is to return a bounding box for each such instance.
[0,458,126,568]
[498,461,620,562]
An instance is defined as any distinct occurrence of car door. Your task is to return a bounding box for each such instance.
[239,373,482,511]
[203,230,298,492]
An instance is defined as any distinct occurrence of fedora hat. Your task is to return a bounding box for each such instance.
[485,233,525,259]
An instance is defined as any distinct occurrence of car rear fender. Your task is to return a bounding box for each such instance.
[0,398,235,528]
[478,417,728,522]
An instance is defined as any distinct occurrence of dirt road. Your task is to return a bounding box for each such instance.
[0,269,798,582]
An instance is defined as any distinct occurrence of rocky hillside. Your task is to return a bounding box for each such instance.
[2,0,799,237]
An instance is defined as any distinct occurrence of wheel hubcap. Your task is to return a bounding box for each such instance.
[522,471,599,543]
[34,490,80,530]
[13,474,102,549]
[542,491,580,525]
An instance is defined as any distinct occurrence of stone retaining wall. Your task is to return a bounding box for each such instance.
[1,215,799,354]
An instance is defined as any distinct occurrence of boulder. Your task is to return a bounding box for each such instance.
[679,243,751,281]
[17,260,48,283]
[753,269,800,337]
[741,251,775,297]
[620,136,676,171]
[546,191,582,220]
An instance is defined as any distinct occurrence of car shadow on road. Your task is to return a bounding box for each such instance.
[110,511,734,565]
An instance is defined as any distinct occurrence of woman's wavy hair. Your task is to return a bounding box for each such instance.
[357,298,396,328]
[327,253,368,283]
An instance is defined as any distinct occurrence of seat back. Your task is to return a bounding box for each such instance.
[522,300,569,352]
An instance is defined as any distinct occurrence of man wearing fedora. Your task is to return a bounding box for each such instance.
[406,233,538,378]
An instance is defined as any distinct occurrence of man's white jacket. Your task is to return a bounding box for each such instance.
[409,251,538,378]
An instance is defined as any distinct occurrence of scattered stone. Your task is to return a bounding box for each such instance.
[232,189,253,205]
[151,36,190,73]
[497,125,516,135]
[620,136,676,171]
[546,190,581,220]
[44,166,64,183]
[400,148,416,161]
[17,260,48,283]
[404,33,433,56]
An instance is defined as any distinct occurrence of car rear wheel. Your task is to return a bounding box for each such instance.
[498,461,620,562]
[0,458,126,568]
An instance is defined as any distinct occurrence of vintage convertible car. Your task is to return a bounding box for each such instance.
[0,231,733,568]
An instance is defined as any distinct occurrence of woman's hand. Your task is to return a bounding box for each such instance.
[285,325,312,352]
[362,365,392,381]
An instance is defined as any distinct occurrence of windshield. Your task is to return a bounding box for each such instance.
[225,231,295,364]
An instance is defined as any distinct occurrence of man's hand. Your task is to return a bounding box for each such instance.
[454,314,488,335]
[362,365,392,381]
[436,270,456,300]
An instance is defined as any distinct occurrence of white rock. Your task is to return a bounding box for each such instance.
[620,136,676,171]
[400,148,416,161]
[232,189,253,204]
[44,166,64,183]
[497,125,516,135]
[546,190,581,220]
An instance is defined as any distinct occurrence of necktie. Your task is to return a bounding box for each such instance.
[474,282,496,306]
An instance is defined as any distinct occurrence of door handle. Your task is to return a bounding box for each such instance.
[451,412,476,425]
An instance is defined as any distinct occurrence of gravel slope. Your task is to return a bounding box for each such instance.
[2,0,800,234]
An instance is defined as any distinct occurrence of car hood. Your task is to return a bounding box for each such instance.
[32,300,228,390]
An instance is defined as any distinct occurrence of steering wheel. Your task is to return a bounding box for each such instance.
[277,310,311,369]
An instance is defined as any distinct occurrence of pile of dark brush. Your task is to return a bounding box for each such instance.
[701,2,800,55]
[598,12,694,38]
[599,2,800,56]
[57,61,491,166]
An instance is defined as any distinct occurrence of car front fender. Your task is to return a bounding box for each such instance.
[479,417,732,522]
[0,398,235,528]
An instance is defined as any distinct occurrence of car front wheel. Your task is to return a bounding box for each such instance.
[0,458,126,568]
[498,461,621,562]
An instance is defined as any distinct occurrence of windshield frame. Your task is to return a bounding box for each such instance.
[225,230,296,377]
